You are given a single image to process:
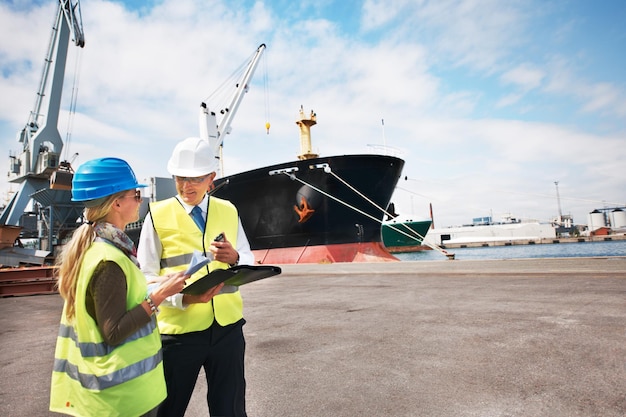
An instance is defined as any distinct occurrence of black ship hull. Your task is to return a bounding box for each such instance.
[212,154,405,264]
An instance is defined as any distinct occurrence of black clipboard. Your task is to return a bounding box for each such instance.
[181,265,282,295]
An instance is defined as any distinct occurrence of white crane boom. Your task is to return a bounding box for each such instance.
[199,43,266,177]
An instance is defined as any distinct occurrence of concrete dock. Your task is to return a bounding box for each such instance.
[1,258,625,417]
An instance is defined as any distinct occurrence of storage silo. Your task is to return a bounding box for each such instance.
[587,210,606,231]
[610,208,626,228]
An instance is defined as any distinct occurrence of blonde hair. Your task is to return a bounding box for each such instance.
[55,191,126,321]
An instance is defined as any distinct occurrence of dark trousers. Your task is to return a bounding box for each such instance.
[157,319,247,417]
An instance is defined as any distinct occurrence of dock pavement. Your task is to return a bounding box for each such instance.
[1,257,625,417]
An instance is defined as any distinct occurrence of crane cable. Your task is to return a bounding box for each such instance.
[263,50,271,134]
[62,48,83,163]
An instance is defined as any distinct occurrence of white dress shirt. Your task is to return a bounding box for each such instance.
[137,194,254,308]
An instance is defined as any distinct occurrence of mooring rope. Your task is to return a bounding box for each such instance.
[325,170,452,258]
[282,167,453,259]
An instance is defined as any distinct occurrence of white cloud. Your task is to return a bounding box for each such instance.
[1,0,624,229]
[500,65,545,91]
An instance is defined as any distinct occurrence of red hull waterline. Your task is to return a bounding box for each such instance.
[253,242,399,264]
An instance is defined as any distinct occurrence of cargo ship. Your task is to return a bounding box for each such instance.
[212,149,405,264]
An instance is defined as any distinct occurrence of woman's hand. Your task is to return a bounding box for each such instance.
[151,271,189,305]
[142,271,188,316]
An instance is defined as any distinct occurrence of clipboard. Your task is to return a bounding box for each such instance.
[181,265,282,295]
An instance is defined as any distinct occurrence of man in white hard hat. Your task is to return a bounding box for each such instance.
[137,137,254,417]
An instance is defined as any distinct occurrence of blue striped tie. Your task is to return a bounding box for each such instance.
[190,206,204,231]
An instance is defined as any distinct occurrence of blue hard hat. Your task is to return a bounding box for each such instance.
[71,157,147,202]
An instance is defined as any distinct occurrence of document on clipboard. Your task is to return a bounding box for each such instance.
[184,250,212,276]
[181,265,282,295]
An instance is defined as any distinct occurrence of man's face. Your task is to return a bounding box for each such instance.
[173,172,216,206]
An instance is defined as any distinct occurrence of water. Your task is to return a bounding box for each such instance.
[395,239,626,261]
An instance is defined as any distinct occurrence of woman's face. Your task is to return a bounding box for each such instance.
[117,189,143,225]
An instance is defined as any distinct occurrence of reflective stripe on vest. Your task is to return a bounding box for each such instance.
[55,320,157,357]
[150,196,243,332]
[160,252,192,270]
[53,350,162,391]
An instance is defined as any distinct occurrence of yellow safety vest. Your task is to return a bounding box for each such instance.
[50,241,166,417]
[150,196,242,334]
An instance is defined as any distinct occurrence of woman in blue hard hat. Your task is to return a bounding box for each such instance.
[49,157,195,417]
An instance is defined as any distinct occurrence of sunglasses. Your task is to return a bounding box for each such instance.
[121,189,142,202]
[173,175,209,184]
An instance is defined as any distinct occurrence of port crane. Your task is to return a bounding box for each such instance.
[198,43,266,178]
[1,0,85,247]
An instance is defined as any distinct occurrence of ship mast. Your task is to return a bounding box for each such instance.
[296,106,318,160]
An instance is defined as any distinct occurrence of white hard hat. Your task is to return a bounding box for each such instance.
[167,137,218,177]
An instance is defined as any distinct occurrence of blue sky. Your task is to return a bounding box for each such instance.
[1,0,624,228]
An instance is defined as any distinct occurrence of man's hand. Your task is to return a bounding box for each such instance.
[182,282,225,305]
[210,232,239,266]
